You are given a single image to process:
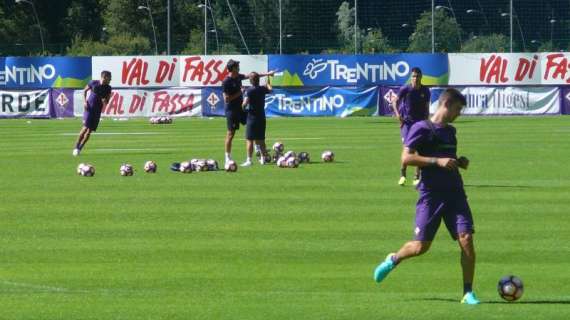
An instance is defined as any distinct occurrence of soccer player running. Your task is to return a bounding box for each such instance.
[72,71,112,156]
[222,59,274,165]
[240,72,272,166]
[391,67,431,186]
[374,88,480,305]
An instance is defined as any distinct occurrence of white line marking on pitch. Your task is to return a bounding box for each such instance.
[92,148,175,152]
[0,280,80,293]
[59,132,165,136]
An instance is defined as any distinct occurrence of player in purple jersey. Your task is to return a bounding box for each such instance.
[391,67,430,186]
[72,71,112,156]
[240,72,272,167]
[374,88,480,305]
[222,59,274,165]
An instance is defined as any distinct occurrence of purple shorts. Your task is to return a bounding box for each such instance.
[400,122,413,143]
[414,191,474,241]
[83,109,102,131]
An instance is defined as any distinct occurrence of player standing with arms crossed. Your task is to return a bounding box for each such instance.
[72,71,112,156]
[374,88,480,305]
[240,72,272,166]
[391,67,430,186]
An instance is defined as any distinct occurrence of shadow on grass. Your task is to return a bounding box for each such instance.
[464,184,537,189]
[420,297,570,305]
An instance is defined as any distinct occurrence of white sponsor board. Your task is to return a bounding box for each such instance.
[0,89,50,118]
[429,87,560,115]
[179,55,267,87]
[449,53,570,85]
[73,88,201,117]
[92,55,267,88]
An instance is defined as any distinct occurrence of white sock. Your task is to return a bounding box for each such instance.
[246,157,252,163]
[225,152,231,161]
[254,144,260,153]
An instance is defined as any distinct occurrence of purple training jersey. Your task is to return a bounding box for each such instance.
[404,120,464,192]
[397,85,430,124]
[86,80,112,113]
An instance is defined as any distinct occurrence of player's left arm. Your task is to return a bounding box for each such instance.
[252,70,276,78]
[402,147,458,170]
[241,97,250,110]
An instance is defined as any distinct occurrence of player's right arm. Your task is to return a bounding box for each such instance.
[402,147,458,170]
[390,96,400,120]
[83,84,91,110]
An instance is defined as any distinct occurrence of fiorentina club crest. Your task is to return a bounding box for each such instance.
[384,89,397,104]
[55,92,69,110]
[207,92,220,110]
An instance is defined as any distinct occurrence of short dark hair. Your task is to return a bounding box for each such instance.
[411,67,422,74]
[438,88,466,106]
[101,70,111,78]
[249,72,260,86]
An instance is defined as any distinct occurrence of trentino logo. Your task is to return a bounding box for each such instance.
[302,58,410,84]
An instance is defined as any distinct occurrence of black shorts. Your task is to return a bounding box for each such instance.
[226,109,246,131]
[246,117,266,141]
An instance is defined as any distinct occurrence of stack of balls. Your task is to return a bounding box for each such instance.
[149,116,173,124]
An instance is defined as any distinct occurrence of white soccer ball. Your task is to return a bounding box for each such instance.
[283,150,296,160]
[77,163,95,177]
[206,159,219,171]
[276,156,288,168]
[272,142,284,153]
[179,161,193,173]
[194,159,208,172]
[498,275,524,301]
[225,160,238,172]
[298,152,310,163]
[144,160,157,173]
[120,163,134,176]
[321,150,335,162]
[286,156,300,168]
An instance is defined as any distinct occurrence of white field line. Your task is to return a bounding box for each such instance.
[0,280,83,293]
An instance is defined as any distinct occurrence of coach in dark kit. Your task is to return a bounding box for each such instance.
[240,72,272,166]
[222,59,274,165]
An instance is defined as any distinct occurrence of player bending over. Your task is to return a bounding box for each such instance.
[391,67,430,186]
[72,71,112,156]
[374,88,480,305]
[222,59,274,165]
[240,72,272,166]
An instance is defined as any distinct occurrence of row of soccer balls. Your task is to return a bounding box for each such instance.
[77,161,157,177]
[77,150,335,176]
[149,116,173,124]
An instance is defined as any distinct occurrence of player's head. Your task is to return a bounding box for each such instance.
[227,59,240,74]
[410,67,422,88]
[101,71,112,84]
[249,72,260,86]
[437,88,466,122]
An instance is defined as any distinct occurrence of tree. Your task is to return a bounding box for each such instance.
[66,33,151,56]
[408,10,462,53]
[362,28,397,53]
[335,1,363,53]
[461,34,510,53]
[63,0,104,41]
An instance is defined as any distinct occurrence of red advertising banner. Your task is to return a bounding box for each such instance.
[449,53,570,85]
[72,88,201,117]
[92,55,267,88]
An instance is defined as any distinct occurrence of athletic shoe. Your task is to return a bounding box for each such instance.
[241,160,252,167]
[259,157,266,165]
[398,176,406,186]
[461,292,481,305]
[72,148,80,157]
[373,253,396,283]
[413,178,420,186]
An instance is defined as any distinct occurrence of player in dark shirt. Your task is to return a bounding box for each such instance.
[222,59,274,165]
[72,71,112,156]
[374,88,480,305]
[240,72,272,166]
[391,67,431,186]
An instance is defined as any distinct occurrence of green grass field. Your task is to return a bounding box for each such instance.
[1,116,569,319]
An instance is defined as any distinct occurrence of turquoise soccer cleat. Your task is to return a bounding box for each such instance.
[373,253,396,283]
[461,292,481,305]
